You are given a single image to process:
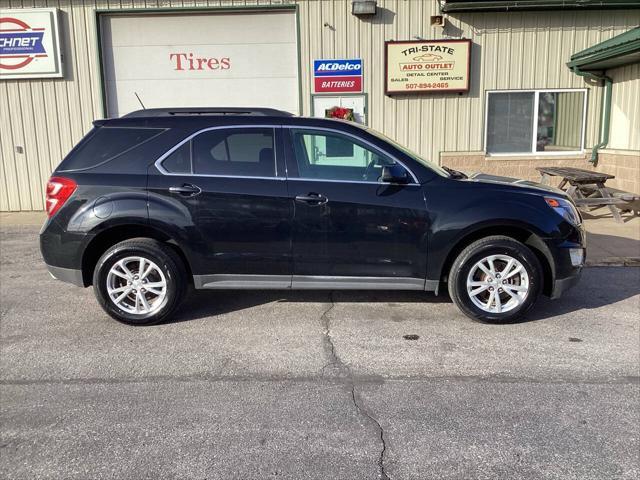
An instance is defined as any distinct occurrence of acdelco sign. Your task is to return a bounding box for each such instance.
[313,59,363,94]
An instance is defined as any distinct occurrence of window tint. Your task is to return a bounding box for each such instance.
[291,129,401,182]
[161,142,191,174]
[61,127,163,171]
[192,128,275,177]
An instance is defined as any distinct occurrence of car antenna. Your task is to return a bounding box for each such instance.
[134,92,146,109]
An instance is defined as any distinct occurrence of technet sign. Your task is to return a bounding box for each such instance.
[313,59,362,94]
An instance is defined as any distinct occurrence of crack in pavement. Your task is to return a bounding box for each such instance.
[320,291,390,480]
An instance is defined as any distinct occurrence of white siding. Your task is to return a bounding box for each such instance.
[1,0,639,210]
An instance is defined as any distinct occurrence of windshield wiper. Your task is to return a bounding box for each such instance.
[442,166,468,179]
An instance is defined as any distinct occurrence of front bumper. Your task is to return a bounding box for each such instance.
[46,264,85,287]
[550,268,582,299]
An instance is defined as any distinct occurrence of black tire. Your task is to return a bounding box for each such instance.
[93,238,187,326]
[448,235,543,323]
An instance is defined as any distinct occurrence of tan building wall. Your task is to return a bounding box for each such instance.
[609,63,640,151]
[1,0,639,211]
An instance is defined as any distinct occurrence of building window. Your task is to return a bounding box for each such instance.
[485,90,587,155]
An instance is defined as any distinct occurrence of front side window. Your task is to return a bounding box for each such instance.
[290,129,406,182]
[485,90,586,154]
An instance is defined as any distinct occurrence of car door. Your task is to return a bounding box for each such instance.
[284,126,429,289]
[148,125,292,288]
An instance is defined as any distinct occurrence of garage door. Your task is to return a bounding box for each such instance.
[99,10,299,117]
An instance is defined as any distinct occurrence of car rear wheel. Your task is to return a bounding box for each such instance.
[448,236,542,323]
[93,238,187,325]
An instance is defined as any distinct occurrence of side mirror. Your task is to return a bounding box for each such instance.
[381,164,409,184]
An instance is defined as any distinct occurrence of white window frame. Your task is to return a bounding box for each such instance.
[484,88,588,157]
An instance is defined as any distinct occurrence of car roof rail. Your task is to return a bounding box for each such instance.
[123,107,294,118]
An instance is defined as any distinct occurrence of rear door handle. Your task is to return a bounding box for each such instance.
[295,193,328,206]
[169,184,202,197]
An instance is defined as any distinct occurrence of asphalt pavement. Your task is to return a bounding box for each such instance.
[1,224,639,479]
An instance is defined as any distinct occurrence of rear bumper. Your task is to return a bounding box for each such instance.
[46,264,85,287]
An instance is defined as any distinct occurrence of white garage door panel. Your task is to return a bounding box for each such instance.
[100,11,299,117]
[105,12,296,46]
[105,44,298,80]
[105,78,299,117]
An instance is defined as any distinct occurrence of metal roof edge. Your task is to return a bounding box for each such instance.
[567,27,640,69]
[441,0,640,13]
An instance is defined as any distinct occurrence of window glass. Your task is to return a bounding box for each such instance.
[486,92,534,153]
[192,128,275,177]
[536,91,583,152]
[60,127,163,171]
[486,90,585,154]
[365,127,449,177]
[161,142,191,174]
[291,129,401,182]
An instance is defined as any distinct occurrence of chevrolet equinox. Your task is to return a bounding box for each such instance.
[40,108,585,325]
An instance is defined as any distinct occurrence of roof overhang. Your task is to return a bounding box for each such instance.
[567,27,640,72]
[441,0,640,13]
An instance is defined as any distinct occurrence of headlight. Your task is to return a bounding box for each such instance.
[544,196,582,225]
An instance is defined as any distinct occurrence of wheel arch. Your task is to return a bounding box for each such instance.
[439,224,555,297]
[81,224,193,287]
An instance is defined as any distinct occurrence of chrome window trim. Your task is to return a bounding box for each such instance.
[154,123,422,185]
[287,177,420,186]
[283,125,420,184]
[154,125,281,178]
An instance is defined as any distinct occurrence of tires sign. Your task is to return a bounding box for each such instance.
[0,8,63,79]
[313,59,363,94]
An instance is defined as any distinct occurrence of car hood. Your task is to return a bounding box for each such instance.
[465,172,567,196]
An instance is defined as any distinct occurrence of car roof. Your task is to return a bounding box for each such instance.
[93,111,364,131]
[123,107,294,118]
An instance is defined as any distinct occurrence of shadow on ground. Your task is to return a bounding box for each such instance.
[168,267,639,325]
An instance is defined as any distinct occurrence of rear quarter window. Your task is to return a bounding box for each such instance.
[58,126,164,171]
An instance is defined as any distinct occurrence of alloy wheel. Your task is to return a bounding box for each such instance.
[466,254,530,314]
[106,256,167,315]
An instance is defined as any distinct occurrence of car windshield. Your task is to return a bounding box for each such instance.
[364,126,451,178]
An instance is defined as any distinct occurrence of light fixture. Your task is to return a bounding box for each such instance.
[352,0,377,16]
[430,15,445,28]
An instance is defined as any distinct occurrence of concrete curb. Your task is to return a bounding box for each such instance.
[585,258,640,267]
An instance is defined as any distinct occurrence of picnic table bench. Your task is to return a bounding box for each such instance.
[536,166,639,223]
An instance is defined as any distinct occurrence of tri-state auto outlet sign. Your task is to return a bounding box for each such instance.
[385,40,471,94]
[0,8,63,79]
[313,59,363,94]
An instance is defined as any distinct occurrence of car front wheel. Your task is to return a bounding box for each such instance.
[93,238,187,325]
[448,236,543,323]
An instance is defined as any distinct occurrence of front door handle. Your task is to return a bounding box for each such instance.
[295,193,328,206]
[169,184,202,197]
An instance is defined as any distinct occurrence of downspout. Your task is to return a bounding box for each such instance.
[571,67,612,165]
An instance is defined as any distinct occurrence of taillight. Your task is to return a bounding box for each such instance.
[45,177,76,217]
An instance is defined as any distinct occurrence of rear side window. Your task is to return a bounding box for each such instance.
[161,143,191,174]
[192,128,275,177]
[60,127,163,171]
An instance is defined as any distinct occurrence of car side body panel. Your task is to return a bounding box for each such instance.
[39,114,585,302]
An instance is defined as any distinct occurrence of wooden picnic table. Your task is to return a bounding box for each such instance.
[536,166,624,222]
